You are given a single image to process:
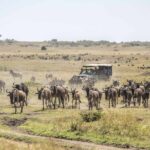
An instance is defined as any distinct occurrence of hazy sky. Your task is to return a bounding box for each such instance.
[0,0,150,41]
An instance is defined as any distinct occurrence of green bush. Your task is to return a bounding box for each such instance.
[41,46,47,50]
[70,122,78,131]
[80,111,102,122]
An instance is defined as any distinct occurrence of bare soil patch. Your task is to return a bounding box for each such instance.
[2,117,27,127]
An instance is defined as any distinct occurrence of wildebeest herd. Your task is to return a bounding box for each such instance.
[104,80,150,108]
[4,77,150,113]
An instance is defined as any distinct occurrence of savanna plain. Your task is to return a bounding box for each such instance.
[0,41,149,150]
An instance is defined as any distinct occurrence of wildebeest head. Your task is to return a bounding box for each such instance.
[12,83,21,90]
[36,88,43,100]
[82,86,90,98]
[6,89,14,104]
[50,85,57,95]
[71,89,76,99]
[103,87,109,100]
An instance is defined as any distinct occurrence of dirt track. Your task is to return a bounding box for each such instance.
[50,137,136,150]
[0,128,136,150]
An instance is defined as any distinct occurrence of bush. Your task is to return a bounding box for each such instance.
[41,46,47,50]
[70,122,78,131]
[80,111,102,122]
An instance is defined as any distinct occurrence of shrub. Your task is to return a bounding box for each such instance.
[41,46,47,50]
[70,122,78,131]
[80,111,102,122]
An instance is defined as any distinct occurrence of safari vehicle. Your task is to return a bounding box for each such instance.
[79,64,112,80]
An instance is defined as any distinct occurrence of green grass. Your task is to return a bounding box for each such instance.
[18,109,150,149]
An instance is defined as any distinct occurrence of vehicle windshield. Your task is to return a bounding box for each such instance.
[80,66,112,76]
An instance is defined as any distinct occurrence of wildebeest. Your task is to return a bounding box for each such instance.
[133,88,143,106]
[113,80,120,87]
[141,82,150,108]
[13,83,29,105]
[0,80,5,92]
[6,89,26,113]
[51,85,69,109]
[9,70,22,80]
[82,86,100,110]
[91,87,102,109]
[120,86,133,107]
[71,89,81,109]
[36,87,53,110]
[104,87,117,108]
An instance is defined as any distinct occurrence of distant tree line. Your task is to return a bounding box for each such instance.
[44,39,150,47]
[1,36,150,48]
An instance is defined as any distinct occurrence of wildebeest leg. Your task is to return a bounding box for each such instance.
[91,99,93,110]
[114,97,116,107]
[48,97,51,108]
[20,101,24,113]
[25,96,28,106]
[3,85,5,93]
[58,97,61,107]
[75,99,77,109]
[109,98,111,108]
[26,96,28,106]
[53,97,57,109]
[51,97,54,107]
[72,99,74,109]
[133,97,136,107]
[45,98,48,108]
[112,98,113,107]
[146,97,148,108]
[116,95,118,104]
[128,97,131,107]
[138,96,141,106]
[88,99,91,110]
[95,98,98,110]
[14,103,17,114]
[61,96,65,108]
[42,98,45,110]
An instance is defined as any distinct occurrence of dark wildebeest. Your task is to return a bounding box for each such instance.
[113,80,120,87]
[13,83,29,105]
[142,82,150,108]
[7,89,26,113]
[127,80,136,95]
[121,86,132,107]
[9,70,22,80]
[82,86,100,110]
[126,88,133,107]
[0,80,5,92]
[71,89,81,109]
[107,87,117,108]
[133,88,143,106]
[91,87,102,109]
[36,87,53,110]
[51,85,69,109]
